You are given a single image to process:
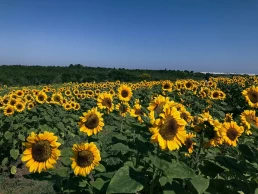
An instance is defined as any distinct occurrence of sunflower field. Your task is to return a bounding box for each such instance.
[0,76,258,194]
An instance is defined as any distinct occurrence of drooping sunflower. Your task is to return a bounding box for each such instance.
[117,84,133,102]
[130,103,145,123]
[70,142,101,177]
[149,107,187,151]
[116,102,131,117]
[224,113,233,122]
[218,121,244,146]
[21,131,61,173]
[97,92,114,113]
[4,104,15,116]
[240,110,258,135]
[242,86,258,108]
[185,133,196,154]
[78,107,104,136]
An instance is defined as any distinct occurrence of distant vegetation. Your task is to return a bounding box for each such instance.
[0,64,246,86]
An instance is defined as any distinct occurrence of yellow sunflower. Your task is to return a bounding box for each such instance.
[51,93,63,105]
[78,107,104,136]
[185,133,196,154]
[218,122,244,146]
[117,84,133,102]
[242,86,258,108]
[162,81,173,92]
[70,142,101,177]
[97,92,114,113]
[116,102,131,117]
[224,113,233,122]
[130,103,145,123]
[4,105,15,116]
[35,91,47,104]
[14,101,26,112]
[149,107,187,151]
[21,131,61,173]
[240,110,258,135]
[147,95,170,116]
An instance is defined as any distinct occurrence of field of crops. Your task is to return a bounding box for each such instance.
[0,76,258,194]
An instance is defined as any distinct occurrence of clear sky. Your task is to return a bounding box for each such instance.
[0,0,258,73]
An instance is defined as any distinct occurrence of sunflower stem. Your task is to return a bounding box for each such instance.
[194,130,204,170]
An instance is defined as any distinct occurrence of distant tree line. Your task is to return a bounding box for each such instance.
[0,64,235,86]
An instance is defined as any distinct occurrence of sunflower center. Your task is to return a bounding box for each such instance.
[121,90,129,98]
[186,82,192,88]
[77,150,94,167]
[32,141,52,162]
[213,92,219,98]
[226,128,238,141]
[119,104,128,113]
[38,95,45,101]
[54,96,61,102]
[85,114,99,129]
[102,98,112,108]
[154,102,166,115]
[135,109,143,116]
[163,84,170,89]
[7,108,13,113]
[159,116,178,140]
[10,100,16,105]
[185,138,193,149]
[16,104,23,110]
[248,91,258,103]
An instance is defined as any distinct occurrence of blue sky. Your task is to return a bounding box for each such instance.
[0,0,258,73]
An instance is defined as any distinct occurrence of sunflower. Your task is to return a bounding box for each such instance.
[97,92,114,113]
[35,92,47,104]
[185,133,196,154]
[78,107,104,136]
[162,81,173,92]
[210,90,220,100]
[224,113,233,122]
[63,102,72,110]
[21,131,61,173]
[147,95,170,116]
[180,110,193,123]
[218,122,244,146]
[118,84,133,102]
[149,107,187,151]
[27,102,35,110]
[16,89,25,97]
[116,102,130,117]
[240,110,258,135]
[242,86,258,108]
[74,103,81,110]
[4,105,15,116]
[70,142,101,177]
[51,93,63,105]
[15,101,26,112]
[130,103,145,123]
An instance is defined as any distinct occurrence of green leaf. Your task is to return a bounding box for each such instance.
[95,164,106,172]
[18,134,25,141]
[61,156,72,166]
[107,166,144,194]
[4,131,13,140]
[149,153,195,179]
[61,148,73,156]
[10,166,17,175]
[217,111,225,118]
[255,188,258,194]
[91,178,106,190]
[113,134,127,141]
[2,157,9,166]
[159,176,168,186]
[79,180,87,187]
[56,167,69,177]
[190,175,209,194]
[10,149,19,160]
[110,143,131,153]
[57,122,66,131]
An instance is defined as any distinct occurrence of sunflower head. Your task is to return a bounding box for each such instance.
[21,131,61,173]
[118,85,133,102]
[71,142,101,177]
